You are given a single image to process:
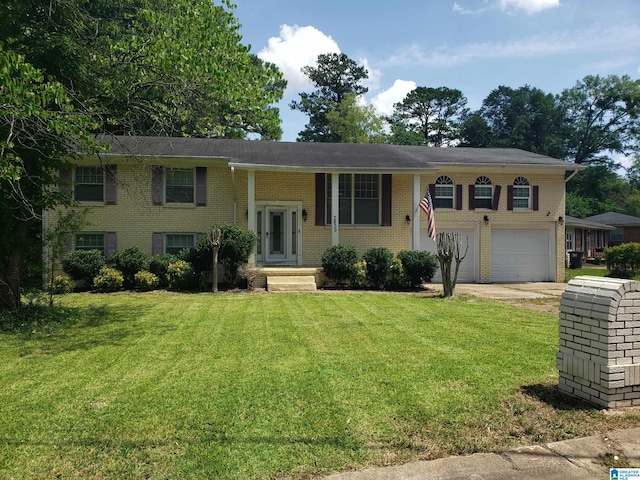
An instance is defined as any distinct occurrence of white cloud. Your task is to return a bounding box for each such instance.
[257,24,340,94]
[360,57,382,93]
[498,0,561,14]
[370,80,417,116]
[380,24,640,68]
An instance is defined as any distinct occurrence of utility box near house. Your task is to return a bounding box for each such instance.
[557,276,640,408]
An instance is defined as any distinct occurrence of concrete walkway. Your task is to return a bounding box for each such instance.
[441,282,567,299]
[325,428,640,479]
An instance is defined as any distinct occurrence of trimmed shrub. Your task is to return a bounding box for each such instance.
[397,250,439,288]
[49,274,74,294]
[111,246,148,289]
[93,267,124,293]
[387,256,408,290]
[62,249,105,285]
[134,270,159,291]
[148,253,178,288]
[167,260,196,291]
[362,247,394,290]
[321,244,359,287]
[218,224,258,287]
[349,260,367,289]
[604,243,640,278]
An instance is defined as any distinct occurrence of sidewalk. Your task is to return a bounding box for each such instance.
[324,428,640,479]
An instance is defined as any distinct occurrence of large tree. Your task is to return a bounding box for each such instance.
[290,53,369,142]
[0,46,101,310]
[324,93,386,144]
[387,87,467,147]
[558,74,640,165]
[460,85,565,157]
[0,0,286,139]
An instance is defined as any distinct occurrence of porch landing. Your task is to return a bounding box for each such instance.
[255,267,324,291]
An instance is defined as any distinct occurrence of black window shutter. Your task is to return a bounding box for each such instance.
[468,185,475,210]
[105,165,117,205]
[381,174,392,226]
[507,185,514,211]
[195,167,207,206]
[315,173,325,226]
[532,185,539,211]
[492,185,502,211]
[456,184,463,210]
[152,166,163,205]
[152,232,164,254]
[59,169,72,198]
[105,232,117,259]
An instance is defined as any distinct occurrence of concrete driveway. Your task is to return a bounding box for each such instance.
[431,282,567,299]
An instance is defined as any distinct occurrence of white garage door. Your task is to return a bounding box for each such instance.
[421,229,476,283]
[491,229,551,282]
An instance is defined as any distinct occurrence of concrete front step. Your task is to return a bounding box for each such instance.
[267,275,317,292]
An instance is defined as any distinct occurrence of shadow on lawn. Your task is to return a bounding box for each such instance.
[521,383,600,411]
[1,301,166,356]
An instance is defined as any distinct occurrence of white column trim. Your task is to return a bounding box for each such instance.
[247,170,256,264]
[332,171,339,245]
[413,174,421,251]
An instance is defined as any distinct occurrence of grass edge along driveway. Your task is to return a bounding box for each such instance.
[1,291,638,479]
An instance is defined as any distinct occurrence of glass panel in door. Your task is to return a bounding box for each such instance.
[268,209,286,259]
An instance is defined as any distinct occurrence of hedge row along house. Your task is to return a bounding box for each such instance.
[50,136,582,288]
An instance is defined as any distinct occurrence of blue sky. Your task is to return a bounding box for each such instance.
[234,0,640,143]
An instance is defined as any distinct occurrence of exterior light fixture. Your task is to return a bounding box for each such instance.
[405,214,411,225]
[483,215,489,225]
[558,216,564,225]
[302,209,308,222]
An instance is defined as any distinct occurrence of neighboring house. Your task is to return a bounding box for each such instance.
[564,215,615,262]
[585,212,640,247]
[50,135,581,284]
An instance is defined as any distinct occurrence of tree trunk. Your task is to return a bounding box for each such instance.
[437,232,469,298]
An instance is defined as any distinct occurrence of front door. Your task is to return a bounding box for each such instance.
[267,208,287,261]
[258,203,302,265]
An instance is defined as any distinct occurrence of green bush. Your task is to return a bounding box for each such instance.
[362,247,394,290]
[148,253,178,288]
[349,260,367,289]
[167,260,196,291]
[49,274,74,294]
[218,224,258,287]
[397,250,439,288]
[62,249,105,285]
[387,257,408,290]
[321,244,359,287]
[111,246,148,289]
[604,243,640,278]
[93,267,124,293]
[134,270,159,291]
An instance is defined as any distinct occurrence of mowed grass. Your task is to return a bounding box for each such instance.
[1,292,638,479]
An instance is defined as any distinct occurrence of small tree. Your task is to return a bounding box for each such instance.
[42,208,90,305]
[437,232,468,298]
[207,227,223,292]
[218,224,257,286]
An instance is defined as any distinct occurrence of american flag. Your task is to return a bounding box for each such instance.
[419,188,436,241]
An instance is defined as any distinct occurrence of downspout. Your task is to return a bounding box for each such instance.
[43,209,50,287]
[231,166,237,225]
[565,169,579,184]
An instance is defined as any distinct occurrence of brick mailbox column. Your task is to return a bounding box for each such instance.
[557,276,640,408]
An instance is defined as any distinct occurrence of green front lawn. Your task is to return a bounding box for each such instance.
[1,292,638,479]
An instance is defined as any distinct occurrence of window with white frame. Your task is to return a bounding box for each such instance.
[566,231,574,251]
[326,173,380,225]
[165,234,195,255]
[434,176,454,209]
[474,176,493,209]
[512,177,531,209]
[166,168,194,204]
[74,167,104,202]
[75,233,105,254]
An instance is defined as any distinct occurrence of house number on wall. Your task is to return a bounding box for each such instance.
[333,215,337,233]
